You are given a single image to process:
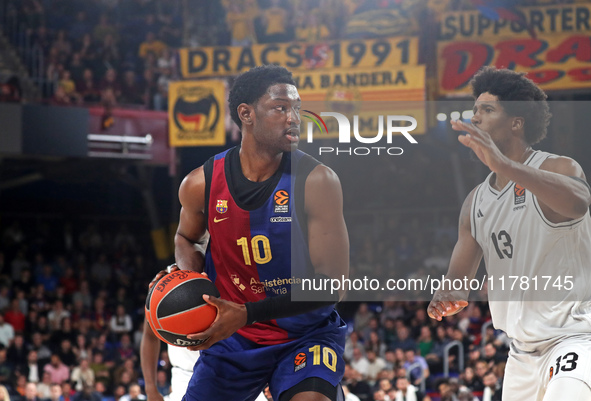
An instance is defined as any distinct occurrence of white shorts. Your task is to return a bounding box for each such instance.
[503,335,591,401]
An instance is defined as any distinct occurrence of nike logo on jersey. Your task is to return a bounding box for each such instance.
[213,217,229,223]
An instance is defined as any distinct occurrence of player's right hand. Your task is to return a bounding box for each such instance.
[427,292,468,321]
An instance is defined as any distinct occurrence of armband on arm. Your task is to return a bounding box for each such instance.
[244,273,340,325]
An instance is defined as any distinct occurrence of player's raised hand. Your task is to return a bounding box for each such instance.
[451,120,509,173]
[427,290,468,321]
[185,295,247,351]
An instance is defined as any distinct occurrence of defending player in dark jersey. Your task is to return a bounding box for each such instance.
[145,65,349,401]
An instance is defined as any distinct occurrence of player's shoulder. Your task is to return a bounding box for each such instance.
[539,153,586,178]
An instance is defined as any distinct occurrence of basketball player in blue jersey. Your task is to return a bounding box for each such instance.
[427,67,591,400]
[146,65,349,401]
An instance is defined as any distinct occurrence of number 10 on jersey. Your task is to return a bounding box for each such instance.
[237,235,272,265]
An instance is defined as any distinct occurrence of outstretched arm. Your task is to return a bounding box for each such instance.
[452,120,591,222]
[428,187,483,321]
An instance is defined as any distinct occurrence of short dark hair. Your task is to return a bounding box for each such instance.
[470,67,551,145]
[229,65,296,129]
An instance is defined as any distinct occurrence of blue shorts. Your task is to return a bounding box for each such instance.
[183,316,346,401]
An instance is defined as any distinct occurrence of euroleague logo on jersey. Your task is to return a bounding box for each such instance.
[294,352,307,372]
[514,184,526,205]
[274,190,289,213]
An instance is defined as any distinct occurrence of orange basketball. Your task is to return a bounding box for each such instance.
[145,270,219,347]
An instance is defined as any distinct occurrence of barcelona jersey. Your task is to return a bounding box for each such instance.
[202,146,340,345]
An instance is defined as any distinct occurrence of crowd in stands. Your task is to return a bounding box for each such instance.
[0,210,509,401]
[3,0,181,110]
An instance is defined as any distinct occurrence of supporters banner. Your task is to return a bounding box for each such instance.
[168,80,226,147]
[295,65,425,101]
[178,37,419,78]
[438,33,591,95]
[296,66,426,137]
[438,4,591,41]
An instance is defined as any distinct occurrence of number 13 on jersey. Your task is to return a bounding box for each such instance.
[237,235,272,265]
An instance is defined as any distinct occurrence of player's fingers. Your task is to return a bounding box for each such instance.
[148,270,167,288]
[457,300,469,308]
[427,307,442,321]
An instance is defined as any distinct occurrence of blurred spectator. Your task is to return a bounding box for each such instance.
[295,13,330,42]
[109,305,133,337]
[37,371,53,400]
[7,333,27,369]
[52,30,73,61]
[72,385,101,401]
[141,69,158,109]
[30,332,52,366]
[353,303,374,333]
[138,32,167,60]
[73,335,91,362]
[89,353,110,389]
[119,71,145,105]
[261,0,289,43]
[344,331,363,361]
[0,345,11,384]
[58,70,82,104]
[69,11,92,40]
[342,384,360,401]
[403,348,429,387]
[393,326,417,352]
[76,35,98,74]
[70,358,95,392]
[393,376,420,401]
[118,384,145,401]
[48,301,71,331]
[93,14,118,44]
[153,66,172,111]
[350,347,369,379]
[460,366,483,393]
[482,370,502,401]
[98,70,121,101]
[21,350,42,384]
[61,382,75,401]
[0,384,10,401]
[0,288,9,312]
[44,355,70,384]
[225,2,255,46]
[155,370,170,397]
[24,382,42,401]
[75,69,100,103]
[57,339,77,368]
[0,315,14,347]
[50,383,64,401]
[366,349,386,385]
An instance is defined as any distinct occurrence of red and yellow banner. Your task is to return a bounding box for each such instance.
[438,33,591,95]
[438,4,591,95]
[168,80,226,147]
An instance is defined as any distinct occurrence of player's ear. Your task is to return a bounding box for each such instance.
[238,103,253,126]
[512,117,524,132]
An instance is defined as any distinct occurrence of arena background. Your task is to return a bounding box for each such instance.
[1,0,591,400]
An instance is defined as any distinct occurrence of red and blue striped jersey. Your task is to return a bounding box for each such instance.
[203,147,339,345]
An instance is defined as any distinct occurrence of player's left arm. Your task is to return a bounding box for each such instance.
[305,164,350,301]
[452,120,591,222]
[501,156,591,223]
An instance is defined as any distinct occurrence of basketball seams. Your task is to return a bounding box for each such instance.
[156,277,218,318]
